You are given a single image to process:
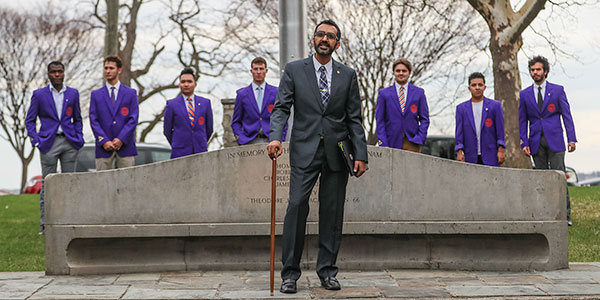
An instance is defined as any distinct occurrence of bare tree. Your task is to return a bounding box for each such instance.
[90,0,244,143]
[0,6,100,192]
[226,0,487,144]
[466,0,596,168]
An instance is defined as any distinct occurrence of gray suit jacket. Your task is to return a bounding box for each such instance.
[270,56,368,171]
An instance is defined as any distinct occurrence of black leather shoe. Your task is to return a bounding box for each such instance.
[280,279,297,293]
[320,276,341,290]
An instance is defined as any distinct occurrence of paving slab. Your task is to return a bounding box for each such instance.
[479,274,553,285]
[49,275,119,285]
[311,286,382,298]
[447,285,547,297]
[0,280,52,300]
[218,289,312,299]
[537,283,600,295]
[121,286,217,299]
[28,284,128,300]
[379,286,453,298]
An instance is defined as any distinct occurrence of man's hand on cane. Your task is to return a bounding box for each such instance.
[267,140,282,160]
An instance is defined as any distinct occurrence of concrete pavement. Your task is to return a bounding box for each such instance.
[3,263,600,299]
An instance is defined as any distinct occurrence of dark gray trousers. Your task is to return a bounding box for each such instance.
[281,141,349,281]
[39,135,78,231]
[532,135,571,219]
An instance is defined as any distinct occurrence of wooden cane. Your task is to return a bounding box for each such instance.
[270,158,277,296]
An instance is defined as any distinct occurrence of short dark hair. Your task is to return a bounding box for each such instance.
[392,58,412,73]
[528,55,550,77]
[47,61,64,72]
[180,67,196,81]
[468,72,485,84]
[314,19,341,41]
[104,55,122,68]
[251,57,267,68]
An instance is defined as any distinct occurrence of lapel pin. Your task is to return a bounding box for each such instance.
[336,70,340,74]
[485,107,488,111]
[65,99,69,102]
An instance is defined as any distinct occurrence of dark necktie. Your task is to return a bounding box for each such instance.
[537,86,543,111]
[318,66,329,106]
[110,86,116,107]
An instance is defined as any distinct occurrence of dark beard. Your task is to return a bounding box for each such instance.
[314,41,335,56]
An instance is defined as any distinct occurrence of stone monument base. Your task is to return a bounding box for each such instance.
[45,145,568,275]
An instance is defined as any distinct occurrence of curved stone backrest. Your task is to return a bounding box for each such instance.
[45,144,565,225]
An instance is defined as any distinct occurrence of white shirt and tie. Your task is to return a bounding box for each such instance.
[49,84,66,133]
[251,82,266,113]
[105,81,121,107]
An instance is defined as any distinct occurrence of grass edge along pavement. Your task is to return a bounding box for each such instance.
[1,186,599,272]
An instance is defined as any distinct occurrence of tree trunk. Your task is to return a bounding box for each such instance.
[19,152,34,194]
[104,0,119,57]
[489,33,532,169]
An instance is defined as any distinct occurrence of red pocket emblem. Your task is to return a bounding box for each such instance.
[547,103,556,112]
[485,118,493,127]
[121,107,129,116]
[410,104,418,113]
[65,107,72,116]
[198,116,205,125]
[268,104,274,113]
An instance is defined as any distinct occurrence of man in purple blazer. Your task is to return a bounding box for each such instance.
[455,72,505,166]
[375,58,429,152]
[25,61,84,234]
[163,68,213,158]
[519,55,577,225]
[89,56,139,170]
[232,57,285,144]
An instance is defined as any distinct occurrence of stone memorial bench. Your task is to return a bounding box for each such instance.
[45,144,567,275]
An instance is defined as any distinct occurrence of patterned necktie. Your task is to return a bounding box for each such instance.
[256,86,263,113]
[399,86,406,113]
[110,86,116,107]
[318,66,329,106]
[187,97,195,127]
[537,86,543,111]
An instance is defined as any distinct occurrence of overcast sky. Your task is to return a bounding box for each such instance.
[1,1,599,191]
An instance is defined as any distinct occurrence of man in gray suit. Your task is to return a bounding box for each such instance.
[267,19,368,294]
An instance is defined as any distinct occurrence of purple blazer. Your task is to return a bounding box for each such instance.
[231,83,286,144]
[89,84,139,158]
[455,97,505,166]
[25,85,84,153]
[375,83,429,148]
[519,81,576,155]
[163,94,213,159]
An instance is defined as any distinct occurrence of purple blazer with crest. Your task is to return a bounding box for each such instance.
[375,83,430,148]
[519,81,576,155]
[89,84,139,158]
[163,94,213,159]
[25,85,84,153]
[454,97,505,166]
[231,83,285,144]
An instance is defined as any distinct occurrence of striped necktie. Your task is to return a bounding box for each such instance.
[187,97,194,127]
[399,86,406,113]
[318,66,329,106]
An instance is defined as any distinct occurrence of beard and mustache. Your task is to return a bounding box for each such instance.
[314,40,335,56]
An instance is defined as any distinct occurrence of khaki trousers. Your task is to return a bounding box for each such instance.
[96,152,135,170]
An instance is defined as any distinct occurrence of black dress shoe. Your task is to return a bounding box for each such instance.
[280,279,297,293]
[320,276,341,290]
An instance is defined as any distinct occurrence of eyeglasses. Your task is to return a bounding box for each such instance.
[314,31,338,40]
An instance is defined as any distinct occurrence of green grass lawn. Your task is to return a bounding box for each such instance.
[568,186,600,261]
[0,194,45,272]
[0,187,599,272]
